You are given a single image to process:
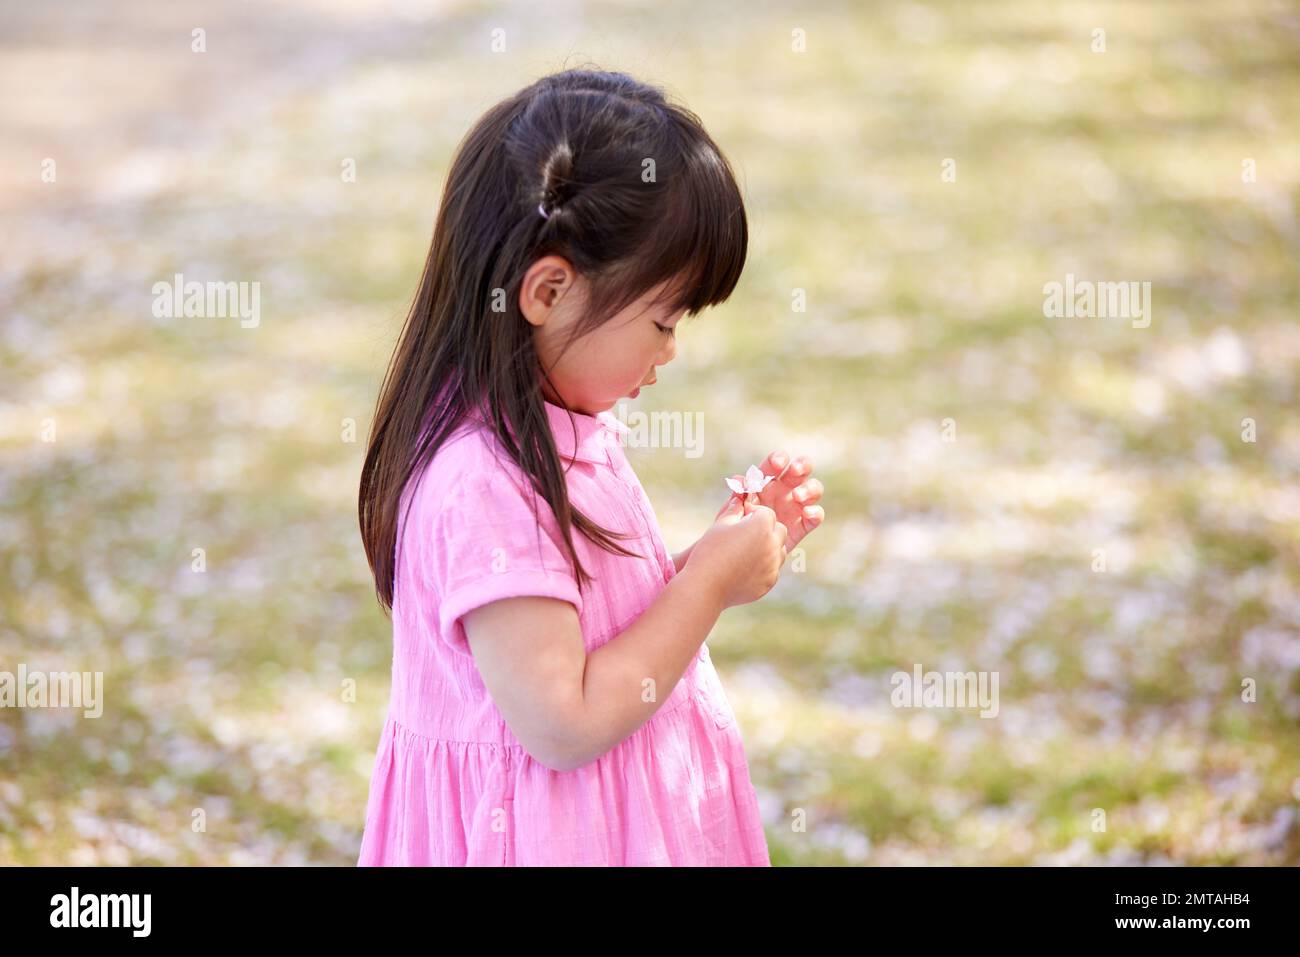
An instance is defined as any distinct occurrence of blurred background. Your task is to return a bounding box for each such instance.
[2,0,1298,865]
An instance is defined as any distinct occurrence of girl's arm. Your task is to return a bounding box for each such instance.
[462,564,726,772]
[464,498,786,772]
[670,541,697,573]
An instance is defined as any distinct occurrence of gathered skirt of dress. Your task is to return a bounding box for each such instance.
[357,675,771,867]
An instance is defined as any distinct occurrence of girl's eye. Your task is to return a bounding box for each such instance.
[655,322,675,336]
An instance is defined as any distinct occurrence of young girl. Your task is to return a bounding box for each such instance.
[356,69,825,866]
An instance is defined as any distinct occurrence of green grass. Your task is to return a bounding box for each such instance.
[2,0,1299,864]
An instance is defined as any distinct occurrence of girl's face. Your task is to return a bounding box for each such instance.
[521,256,683,416]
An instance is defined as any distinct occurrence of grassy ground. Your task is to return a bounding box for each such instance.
[2,0,1298,864]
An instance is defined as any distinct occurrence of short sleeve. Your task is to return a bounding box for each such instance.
[423,467,583,657]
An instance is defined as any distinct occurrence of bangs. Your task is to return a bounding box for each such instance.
[588,129,748,324]
[650,138,749,316]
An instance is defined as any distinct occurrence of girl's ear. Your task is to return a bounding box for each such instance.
[520,255,578,327]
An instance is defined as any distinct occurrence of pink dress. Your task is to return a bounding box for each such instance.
[357,398,771,866]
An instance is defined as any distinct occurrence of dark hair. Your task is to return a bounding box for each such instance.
[358,68,748,612]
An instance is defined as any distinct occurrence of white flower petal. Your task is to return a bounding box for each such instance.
[728,464,778,495]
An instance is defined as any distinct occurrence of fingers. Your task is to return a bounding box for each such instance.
[746,503,785,538]
[773,516,789,545]
[760,451,789,481]
[717,476,746,520]
[773,515,790,568]
[800,504,825,533]
[792,476,823,506]
[716,496,746,524]
[749,452,813,488]
[777,454,812,490]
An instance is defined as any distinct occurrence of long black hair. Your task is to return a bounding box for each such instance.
[359,68,748,612]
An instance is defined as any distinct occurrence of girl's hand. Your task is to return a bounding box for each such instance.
[721,451,825,550]
[689,498,788,609]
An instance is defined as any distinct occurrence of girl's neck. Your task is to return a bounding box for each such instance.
[540,381,599,418]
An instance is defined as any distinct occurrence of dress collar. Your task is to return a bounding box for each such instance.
[544,399,627,466]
